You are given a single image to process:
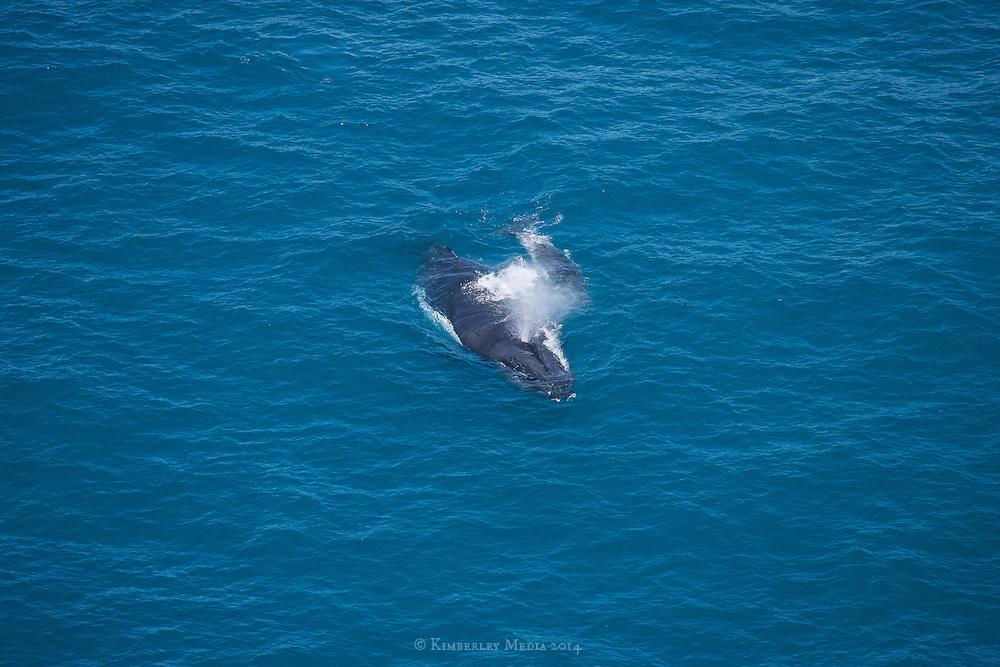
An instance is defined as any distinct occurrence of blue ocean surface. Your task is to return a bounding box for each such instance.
[2,1,998,664]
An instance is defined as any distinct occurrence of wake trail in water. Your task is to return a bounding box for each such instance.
[414,286,462,344]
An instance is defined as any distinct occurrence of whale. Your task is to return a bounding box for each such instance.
[416,230,586,401]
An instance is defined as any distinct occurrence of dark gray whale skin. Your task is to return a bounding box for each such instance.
[418,244,576,400]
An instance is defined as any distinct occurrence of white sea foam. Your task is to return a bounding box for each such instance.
[541,324,570,370]
[413,286,461,344]
[515,228,547,254]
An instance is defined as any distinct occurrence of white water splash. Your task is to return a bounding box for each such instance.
[541,324,570,370]
[413,286,461,344]
[467,230,585,348]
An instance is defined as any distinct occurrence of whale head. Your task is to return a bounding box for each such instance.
[491,338,575,401]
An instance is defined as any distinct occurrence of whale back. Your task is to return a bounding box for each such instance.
[417,246,504,356]
[417,240,581,400]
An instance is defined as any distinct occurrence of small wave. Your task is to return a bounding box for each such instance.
[413,286,461,344]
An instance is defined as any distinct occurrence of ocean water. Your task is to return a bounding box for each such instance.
[2,0,998,663]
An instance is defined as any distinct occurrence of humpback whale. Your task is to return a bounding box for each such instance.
[416,230,586,400]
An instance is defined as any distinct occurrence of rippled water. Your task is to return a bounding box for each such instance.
[2,1,998,663]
